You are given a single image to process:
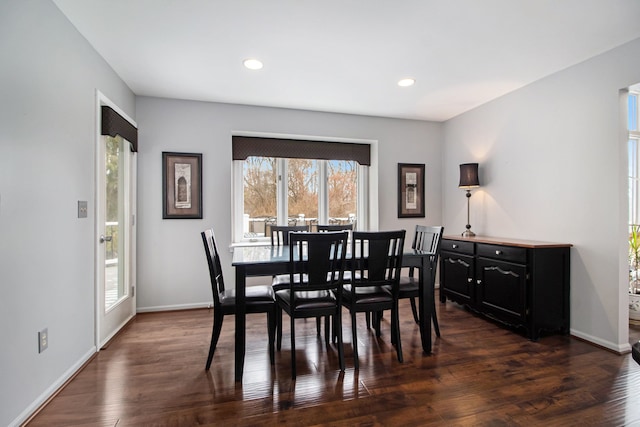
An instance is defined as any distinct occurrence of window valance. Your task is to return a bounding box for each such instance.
[101,106,138,152]
[232,136,370,166]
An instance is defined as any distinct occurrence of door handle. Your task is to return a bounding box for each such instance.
[99,235,113,243]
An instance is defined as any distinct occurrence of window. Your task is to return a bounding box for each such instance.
[232,136,372,243]
[287,158,319,222]
[237,157,362,241]
[629,89,640,295]
[630,91,640,226]
[242,156,277,225]
[328,160,358,222]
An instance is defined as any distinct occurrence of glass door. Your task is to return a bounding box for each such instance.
[97,132,136,348]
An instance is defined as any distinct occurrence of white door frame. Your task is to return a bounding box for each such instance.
[95,90,137,349]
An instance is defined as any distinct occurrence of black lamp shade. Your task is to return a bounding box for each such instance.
[459,163,480,188]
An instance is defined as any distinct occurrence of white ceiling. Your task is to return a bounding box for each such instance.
[53,0,640,122]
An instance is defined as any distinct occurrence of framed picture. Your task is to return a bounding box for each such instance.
[397,163,425,218]
[162,152,202,219]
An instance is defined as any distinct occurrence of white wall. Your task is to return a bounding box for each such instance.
[443,37,640,353]
[135,97,443,310]
[0,1,135,425]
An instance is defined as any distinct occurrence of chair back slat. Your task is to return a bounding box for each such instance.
[270,225,309,246]
[410,225,445,285]
[288,231,348,306]
[351,230,406,288]
[413,225,444,256]
[201,228,224,306]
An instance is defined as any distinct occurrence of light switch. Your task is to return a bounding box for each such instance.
[78,200,88,218]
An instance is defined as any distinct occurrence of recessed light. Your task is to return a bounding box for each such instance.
[398,78,415,87]
[243,58,263,70]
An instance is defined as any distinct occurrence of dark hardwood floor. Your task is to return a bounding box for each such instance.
[28,292,640,426]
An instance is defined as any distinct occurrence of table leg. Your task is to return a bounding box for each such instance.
[235,266,246,382]
[419,257,433,353]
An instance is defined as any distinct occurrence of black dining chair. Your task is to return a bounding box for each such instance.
[274,231,348,379]
[398,225,444,336]
[317,223,355,340]
[269,225,313,347]
[317,224,353,232]
[201,228,276,370]
[342,230,406,369]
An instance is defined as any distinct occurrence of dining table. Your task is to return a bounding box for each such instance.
[231,244,438,382]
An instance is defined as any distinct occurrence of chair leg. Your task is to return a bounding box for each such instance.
[267,309,276,365]
[432,299,441,337]
[393,304,403,363]
[205,311,224,370]
[391,311,397,345]
[365,311,371,329]
[410,297,420,324]
[324,316,331,347]
[316,316,322,336]
[276,306,283,351]
[336,310,345,372]
[374,311,382,337]
[351,311,359,370]
[291,316,297,380]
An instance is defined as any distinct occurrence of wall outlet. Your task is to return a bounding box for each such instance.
[38,328,48,353]
[78,200,88,218]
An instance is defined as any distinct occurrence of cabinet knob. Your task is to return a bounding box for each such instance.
[495,250,502,255]
[467,278,472,283]
[476,279,482,285]
[452,244,458,249]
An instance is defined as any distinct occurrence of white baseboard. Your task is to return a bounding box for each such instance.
[571,328,632,354]
[9,347,96,427]
[137,302,211,313]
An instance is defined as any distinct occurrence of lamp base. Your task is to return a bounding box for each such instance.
[461,230,476,238]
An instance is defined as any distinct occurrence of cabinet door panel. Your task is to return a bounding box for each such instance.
[476,258,527,323]
[440,252,474,305]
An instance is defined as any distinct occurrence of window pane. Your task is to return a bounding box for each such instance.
[243,156,277,237]
[631,139,639,225]
[630,139,638,179]
[105,136,126,310]
[328,160,357,224]
[630,94,638,131]
[287,158,318,225]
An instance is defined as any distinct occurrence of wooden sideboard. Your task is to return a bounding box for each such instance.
[439,235,572,340]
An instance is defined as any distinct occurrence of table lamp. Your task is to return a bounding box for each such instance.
[459,163,480,237]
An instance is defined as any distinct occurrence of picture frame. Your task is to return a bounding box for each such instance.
[162,152,202,219]
[397,163,425,218]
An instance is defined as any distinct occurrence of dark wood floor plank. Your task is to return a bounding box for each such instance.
[27,293,640,426]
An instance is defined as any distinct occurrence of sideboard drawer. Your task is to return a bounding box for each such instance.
[441,239,474,255]
[477,243,526,264]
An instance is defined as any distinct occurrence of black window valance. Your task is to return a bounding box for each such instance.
[101,106,138,152]
[232,136,370,166]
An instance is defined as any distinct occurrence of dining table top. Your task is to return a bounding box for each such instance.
[231,244,435,266]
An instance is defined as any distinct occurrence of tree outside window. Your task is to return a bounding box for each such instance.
[242,157,358,238]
